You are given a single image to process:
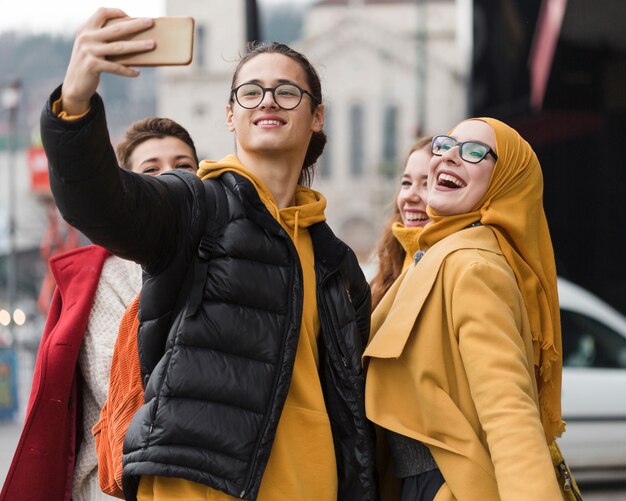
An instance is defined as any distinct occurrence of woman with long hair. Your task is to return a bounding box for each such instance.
[370,136,432,309]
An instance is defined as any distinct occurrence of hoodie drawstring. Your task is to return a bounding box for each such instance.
[293,210,300,254]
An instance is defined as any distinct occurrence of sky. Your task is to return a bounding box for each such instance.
[0,1,166,34]
[0,0,311,35]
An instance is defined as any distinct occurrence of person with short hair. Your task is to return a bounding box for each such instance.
[0,115,199,501]
[116,116,198,175]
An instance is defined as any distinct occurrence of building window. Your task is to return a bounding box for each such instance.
[349,104,364,177]
[317,106,331,178]
[196,24,206,68]
[192,103,207,117]
[382,104,398,164]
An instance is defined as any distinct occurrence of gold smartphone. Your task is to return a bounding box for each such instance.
[105,16,195,66]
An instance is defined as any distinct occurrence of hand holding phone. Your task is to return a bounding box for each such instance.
[104,17,195,66]
[61,10,195,116]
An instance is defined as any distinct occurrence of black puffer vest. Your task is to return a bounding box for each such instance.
[122,172,376,501]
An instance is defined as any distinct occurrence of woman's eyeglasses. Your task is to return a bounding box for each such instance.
[431,135,498,164]
[230,83,319,110]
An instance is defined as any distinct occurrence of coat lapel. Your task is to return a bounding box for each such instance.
[365,226,496,359]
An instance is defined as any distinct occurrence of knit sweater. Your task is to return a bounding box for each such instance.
[72,255,142,501]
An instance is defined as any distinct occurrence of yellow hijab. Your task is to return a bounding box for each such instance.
[418,117,564,442]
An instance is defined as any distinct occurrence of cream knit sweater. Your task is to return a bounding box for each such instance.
[71,255,142,501]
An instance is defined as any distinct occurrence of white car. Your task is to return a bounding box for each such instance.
[361,264,626,481]
[558,276,626,482]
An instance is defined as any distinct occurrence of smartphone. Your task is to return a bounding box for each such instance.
[105,16,195,66]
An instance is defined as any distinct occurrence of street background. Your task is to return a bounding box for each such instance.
[1,0,625,497]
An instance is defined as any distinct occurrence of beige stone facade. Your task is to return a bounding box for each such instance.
[159,0,470,260]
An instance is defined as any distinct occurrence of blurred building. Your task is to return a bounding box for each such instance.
[158,0,469,260]
[296,0,467,258]
[157,0,247,161]
[0,151,48,346]
[158,0,625,315]
[0,149,48,419]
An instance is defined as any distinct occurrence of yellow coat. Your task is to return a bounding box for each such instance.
[364,225,562,501]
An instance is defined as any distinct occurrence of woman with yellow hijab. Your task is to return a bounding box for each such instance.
[364,118,569,500]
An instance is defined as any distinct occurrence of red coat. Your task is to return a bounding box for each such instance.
[1,245,109,501]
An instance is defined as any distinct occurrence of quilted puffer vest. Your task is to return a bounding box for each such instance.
[122,172,376,501]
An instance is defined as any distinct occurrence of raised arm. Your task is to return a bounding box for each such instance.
[42,87,203,273]
[453,260,561,499]
[61,8,155,115]
[41,9,207,272]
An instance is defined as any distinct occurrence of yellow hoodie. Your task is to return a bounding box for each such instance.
[138,156,338,501]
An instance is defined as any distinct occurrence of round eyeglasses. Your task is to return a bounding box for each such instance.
[432,135,498,164]
[230,82,319,110]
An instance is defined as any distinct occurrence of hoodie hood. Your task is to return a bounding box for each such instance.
[198,155,326,242]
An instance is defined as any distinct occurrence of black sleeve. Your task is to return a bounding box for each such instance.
[345,251,372,354]
[41,85,205,273]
